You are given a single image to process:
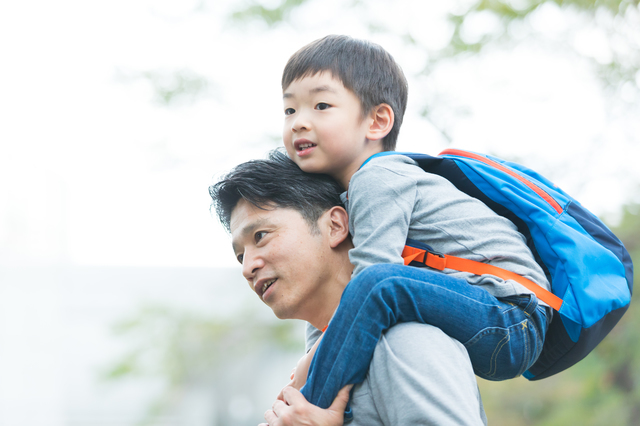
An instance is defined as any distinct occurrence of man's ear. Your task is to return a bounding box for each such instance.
[366,103,394,141]
[327,206,350,248]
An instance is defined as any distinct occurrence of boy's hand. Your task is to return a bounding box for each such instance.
[277,335,323,401]
[259,384,352,426]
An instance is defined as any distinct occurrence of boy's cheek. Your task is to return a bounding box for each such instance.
[283,143,296,159]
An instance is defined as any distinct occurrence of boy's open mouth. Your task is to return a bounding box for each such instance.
[294,139,317,154]
[296,142,316,151]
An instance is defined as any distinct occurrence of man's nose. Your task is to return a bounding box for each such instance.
[241,248,264,284]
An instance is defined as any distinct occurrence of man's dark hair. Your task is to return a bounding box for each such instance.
[282,34,408,151]
[209,149,344,233]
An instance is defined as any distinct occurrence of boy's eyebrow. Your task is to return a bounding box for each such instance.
[310,85,337,94]
[283,85,338,99]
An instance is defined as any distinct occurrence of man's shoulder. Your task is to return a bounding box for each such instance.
[373,322,468,370]
[350,323,487,426]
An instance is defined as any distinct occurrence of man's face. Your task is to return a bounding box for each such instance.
[282,72,375,187]
[230,200,333,321]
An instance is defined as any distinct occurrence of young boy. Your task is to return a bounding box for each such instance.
[279,35,551,411]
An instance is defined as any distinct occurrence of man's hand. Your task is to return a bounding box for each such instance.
[259,384,352,426]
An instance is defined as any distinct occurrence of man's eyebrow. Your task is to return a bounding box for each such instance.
[283,85,338,99]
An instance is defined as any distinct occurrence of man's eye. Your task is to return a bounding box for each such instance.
[236,253,244,264]
[316,103,331,110]
[255,231,267,242]
[284,107,295,116]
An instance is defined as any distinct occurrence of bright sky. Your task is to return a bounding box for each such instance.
[1,0,638,268]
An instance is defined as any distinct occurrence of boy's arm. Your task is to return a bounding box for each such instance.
[347,159,417,276]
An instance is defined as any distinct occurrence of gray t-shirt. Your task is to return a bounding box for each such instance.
[344,154,551,305]
[307,322,487,425]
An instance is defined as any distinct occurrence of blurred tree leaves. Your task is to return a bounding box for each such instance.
[231,0,640,92]
[231,0,309,26]
[229,0,640,143]
[142,69,211,106]
[441,0,640,92]
[116,68,214,106]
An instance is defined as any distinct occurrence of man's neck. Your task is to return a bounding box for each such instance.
[304,249,353,330]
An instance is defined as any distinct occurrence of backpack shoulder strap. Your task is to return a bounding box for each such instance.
[402,245,563,311]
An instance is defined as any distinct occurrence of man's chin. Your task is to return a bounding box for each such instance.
[270,305,299,321]
[267,303,287,320]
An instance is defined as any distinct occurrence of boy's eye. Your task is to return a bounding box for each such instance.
[284,107,296,116]
[236,253,244,264]
[316,103,331,111]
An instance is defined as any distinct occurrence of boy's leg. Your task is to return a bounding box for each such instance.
[300,263,547,410]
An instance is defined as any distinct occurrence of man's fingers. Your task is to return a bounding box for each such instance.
[281,385,307,406]
[277,380,294,402]
[328,384,354,413]
[272,398,288,416]
[264,408,278,425]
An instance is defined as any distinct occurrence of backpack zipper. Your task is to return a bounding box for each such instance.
[440,149,563,215]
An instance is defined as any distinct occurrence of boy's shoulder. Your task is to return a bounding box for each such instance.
[353,153,441,185]
[364,152,416,167]
[348,153,455,206]
[357,153,419,176]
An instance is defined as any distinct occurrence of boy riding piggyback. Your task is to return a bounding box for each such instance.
[281,35,552,412]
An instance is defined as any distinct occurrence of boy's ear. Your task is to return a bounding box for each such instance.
[327,206,350,248]
[366,103,394,141]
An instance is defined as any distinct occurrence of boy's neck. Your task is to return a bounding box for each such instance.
[334,147,385,190]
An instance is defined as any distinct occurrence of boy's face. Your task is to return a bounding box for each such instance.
[282,72,380,188]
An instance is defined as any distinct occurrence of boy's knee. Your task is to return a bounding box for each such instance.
[354,263,399,281]
[355,264,405,285]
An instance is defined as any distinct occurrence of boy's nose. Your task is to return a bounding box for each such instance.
[292,112,311,132]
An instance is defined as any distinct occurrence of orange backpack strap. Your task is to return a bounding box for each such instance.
[402,245,563,311]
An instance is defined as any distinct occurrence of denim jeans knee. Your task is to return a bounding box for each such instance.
[464,294,546,380]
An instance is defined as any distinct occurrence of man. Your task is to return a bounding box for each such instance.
[209,150,487,426]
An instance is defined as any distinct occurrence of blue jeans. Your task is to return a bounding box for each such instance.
[300,263,547,412]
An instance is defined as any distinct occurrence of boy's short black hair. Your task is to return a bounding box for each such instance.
[282,35,408,151]
[209,149,344,233]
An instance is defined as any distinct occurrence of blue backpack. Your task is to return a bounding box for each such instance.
[369,149,634,380]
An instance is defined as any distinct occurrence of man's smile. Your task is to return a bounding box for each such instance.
[255,277,278,299]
